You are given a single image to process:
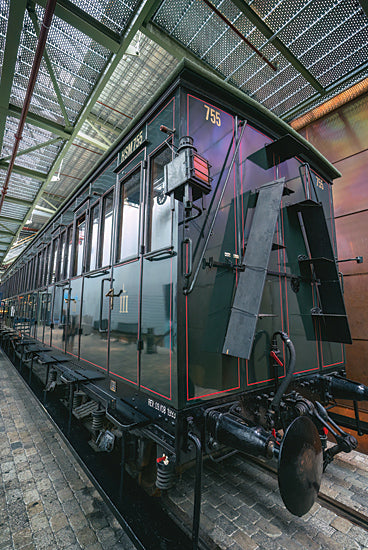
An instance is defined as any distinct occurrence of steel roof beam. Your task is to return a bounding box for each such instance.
[87,114,121,137]
[0,216,24,224]
[3,196,34,207]
[0,223,15,235]
[0,0,28,155]
[2,0,163,266]
[0,137,61,163]
[28,2,72,129]
[141,22,223,78]
[5,104,72,139]
[36,205,56,214]
[0,162,46,181]
[230,0,325,94]
[35,0,121,53]
[85,119,113,146]
[76,131,109,151]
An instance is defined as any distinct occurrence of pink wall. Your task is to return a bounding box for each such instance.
[298,93,368,409]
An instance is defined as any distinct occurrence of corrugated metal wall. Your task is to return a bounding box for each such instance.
[298,93,368,412]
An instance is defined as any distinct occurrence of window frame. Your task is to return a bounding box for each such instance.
[98,186,115,269]
[85,199,101,274]
[73,212,87,277]
[115,161,142,265]
[146,142,174,254]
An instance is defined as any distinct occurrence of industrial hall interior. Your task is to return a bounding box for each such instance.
[0,1,368,549]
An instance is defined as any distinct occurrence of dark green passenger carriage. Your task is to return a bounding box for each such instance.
[1,61,365,528]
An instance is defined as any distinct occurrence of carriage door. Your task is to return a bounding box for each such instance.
[51,284,70,352]
[140,145,177,399]
[80,193,113,373]
[65,277,82,358]
[108,160,143,385]
[36,291,49,342]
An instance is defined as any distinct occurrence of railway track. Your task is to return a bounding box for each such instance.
[242,454,368,533]
[11,355,193,550]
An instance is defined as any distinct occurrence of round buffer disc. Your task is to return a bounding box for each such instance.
[278,415,323,517]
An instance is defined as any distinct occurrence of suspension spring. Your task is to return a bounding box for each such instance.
[156,455,175,490]
[72,391,83,409]
[49,369,57,383]
[92,409,105,432]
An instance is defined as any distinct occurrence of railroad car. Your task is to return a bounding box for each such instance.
[1,60,367,541]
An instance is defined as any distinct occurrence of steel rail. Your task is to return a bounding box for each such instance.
[241,453,368,532]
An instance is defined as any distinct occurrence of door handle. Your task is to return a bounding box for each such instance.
[105,288,122,310]
[145,246,176,262]
[99,277,111,332]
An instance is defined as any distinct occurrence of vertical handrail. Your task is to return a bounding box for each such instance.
[184,121,247,295]
[188,432,203,550]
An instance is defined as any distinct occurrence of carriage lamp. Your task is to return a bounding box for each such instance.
[164,136,211,206]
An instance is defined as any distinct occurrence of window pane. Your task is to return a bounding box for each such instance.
[88,205,99,271]
[75,215,86,275]
[66,226,73,278]
[118,170,140,261]
[101,192,114,267]
[59,232,66,280]
[149,148,172,251]
[51,238,59,284]
[44,245,51,286]
[37,252,43,288]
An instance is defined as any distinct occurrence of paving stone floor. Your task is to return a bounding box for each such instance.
[168,436,368,550]
[2,341,368,550]
[0,349,136,550]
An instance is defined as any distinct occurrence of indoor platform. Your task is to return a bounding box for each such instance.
[167,443,368,550]
[0,350,135,550]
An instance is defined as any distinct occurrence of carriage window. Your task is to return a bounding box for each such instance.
[44,245,51,286]
[66,226,73,278]
[75,215,86,275]
[59,231,66,280]
[37,252,43,288]
[117,169,140,262]
[101,191,114,267]
[148,147,172,251]
[50,238,59,284]
[88,204,99,272]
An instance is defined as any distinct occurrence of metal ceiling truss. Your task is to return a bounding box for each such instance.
[28,1,72,129]
[230,0,325,95]
[0,0,28,155]
[1,0,368,268]
[0,0,163,264]
[35,0,122,53]
[4,103,72,138]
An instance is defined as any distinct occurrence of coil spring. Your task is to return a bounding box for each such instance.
[156,456,175,490]
[92,409,105,431]
[49,370,57,383]
[72,391,83,410]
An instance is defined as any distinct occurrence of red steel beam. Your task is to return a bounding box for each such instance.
[201,0,277,72]
[0,0,57,213]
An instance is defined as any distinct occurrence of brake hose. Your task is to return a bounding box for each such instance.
[270,331,296,411]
